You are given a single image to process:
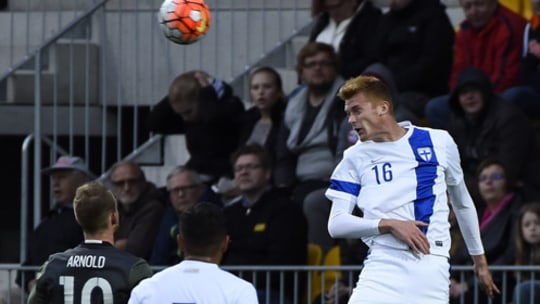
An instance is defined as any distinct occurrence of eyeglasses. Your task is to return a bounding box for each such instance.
[111,178,142,187]
[168,184,200,195]
[478,174,505,182]
[303,60,334,70]
[234,163,263,172]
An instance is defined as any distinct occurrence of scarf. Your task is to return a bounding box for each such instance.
[284,77,344,152]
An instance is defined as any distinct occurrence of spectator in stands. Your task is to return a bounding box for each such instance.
[129,203,258,303]
[274,42,345,205]
[11,156,93,302]
[210,66,288,202]
[512,202,540,304]
[372,0,455,122]
[28,182,152,304]
[521,0,540,93]
[450,159,523,304]
[222,144,307,303]
[149,166,219,266]
[445,67,540,202]
[425,0,527,129]
[146,70,245,184]
[503,0,540,120]
[309,0,382,79]
[240,66,286,161]
[109,161,164,260]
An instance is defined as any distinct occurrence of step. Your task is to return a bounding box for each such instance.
[6,40,100,105]
[141,134,190,188]
[0,105,117,135]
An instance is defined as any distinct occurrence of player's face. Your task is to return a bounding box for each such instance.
[345,92,387,142]
[477,164,506,204]
[522,211,540,246]
[533,0,540,16]
[50,170,87,205]
[110,164,145,206]
[167,172,203,213]
[301,52,338,89]
[460,0,497,28]
[250,71,282,113]
[458,87,484,115]
[234,154,270,194]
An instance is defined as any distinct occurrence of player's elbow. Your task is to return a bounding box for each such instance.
[327,218,340,238]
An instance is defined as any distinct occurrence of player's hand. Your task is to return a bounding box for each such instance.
[379,219,430,254]
[449,278,468,298]
[193,71,211,87]
[473,259,500,299]
[324,281,349,304]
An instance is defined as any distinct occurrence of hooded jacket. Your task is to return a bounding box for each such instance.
[448,67,538,195]
[309,0,382,79]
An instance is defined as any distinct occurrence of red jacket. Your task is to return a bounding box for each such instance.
[450,4,526,92]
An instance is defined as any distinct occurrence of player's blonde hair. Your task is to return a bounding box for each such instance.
[73,182,117,235]
[338,75,394,114]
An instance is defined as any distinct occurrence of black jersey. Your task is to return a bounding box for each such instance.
[28,241,152,304]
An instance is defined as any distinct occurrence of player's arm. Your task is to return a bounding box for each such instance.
[327,194,379,239]
[448,181,500,298]
[27,261,50,304]
[128,259,153,290]
[444,130,499,297]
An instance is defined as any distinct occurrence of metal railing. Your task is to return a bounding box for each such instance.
[2,264,540,304]
[6,0,312,267]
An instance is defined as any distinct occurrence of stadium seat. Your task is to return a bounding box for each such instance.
[306,244,343,303]
[307,243,323,302]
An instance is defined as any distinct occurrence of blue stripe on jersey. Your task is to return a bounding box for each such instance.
[408,128,439,234]
[329,179,361,196]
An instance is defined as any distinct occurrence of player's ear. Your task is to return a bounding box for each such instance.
[111,211,119,231]
[379,101,390,115]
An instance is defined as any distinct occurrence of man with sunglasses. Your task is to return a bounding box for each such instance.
[109,161,164,260]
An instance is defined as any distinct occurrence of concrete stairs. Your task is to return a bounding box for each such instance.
[6,39,100,105]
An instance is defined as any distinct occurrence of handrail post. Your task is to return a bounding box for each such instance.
[33,53,42,228]
[20,134,34,263]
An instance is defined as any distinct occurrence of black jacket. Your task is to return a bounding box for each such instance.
[522,22,540,92]
[309,0,382,79]
[374,0,454,96]
[147,83,245,179]
[448,67,540,198]
[222,187,307,299]
[17,205,84,289]
[239,99,286,163]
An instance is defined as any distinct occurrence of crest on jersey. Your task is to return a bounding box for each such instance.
[417,147,433,162]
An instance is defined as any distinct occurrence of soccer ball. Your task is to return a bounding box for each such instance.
[158,0,211,45]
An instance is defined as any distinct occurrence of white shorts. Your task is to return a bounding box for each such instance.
[348,247,450,304]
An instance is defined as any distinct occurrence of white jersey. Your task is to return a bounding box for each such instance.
[326,123,482,257]
[128,260,258,304]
